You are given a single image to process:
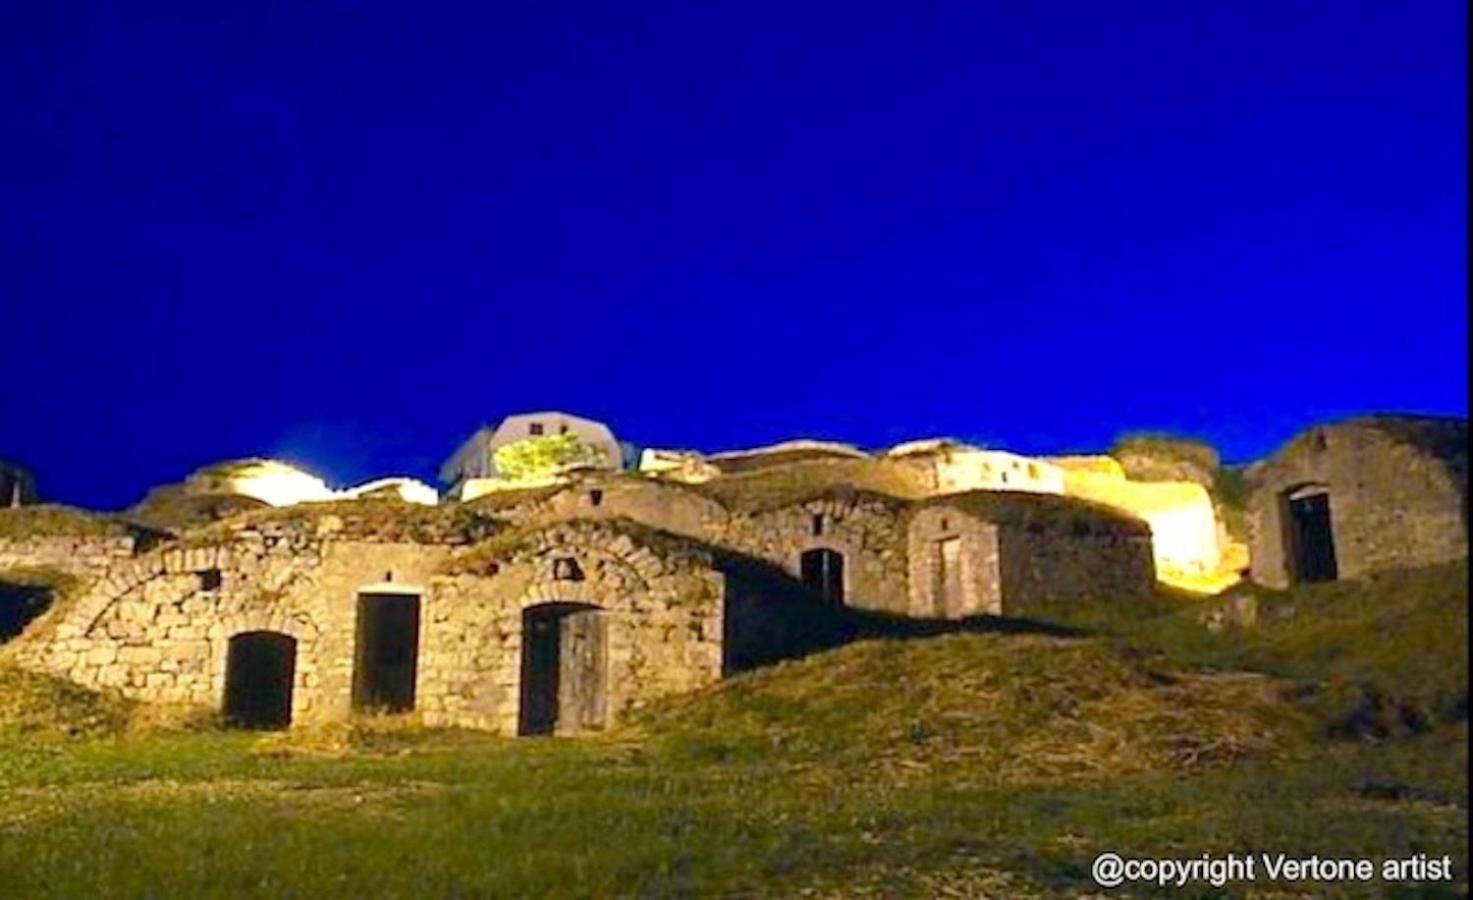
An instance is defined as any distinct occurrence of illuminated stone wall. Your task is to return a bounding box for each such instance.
[0,507,152,579]
[479,475,730,545]
[1056,462,1227,592]
[906,505,1002,617]
[721,490,911,615]
[422,519,724,732]
[1248,417,1467,588]
[907,493,1155,618]
[3,522,456,724]
[3,511,722,734]
[889,444,1067,496]
[0,534,138,579]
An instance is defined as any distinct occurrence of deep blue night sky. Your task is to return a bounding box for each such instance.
[1,1,1466,509]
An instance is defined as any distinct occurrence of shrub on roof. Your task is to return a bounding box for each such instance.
[493,434,610,481]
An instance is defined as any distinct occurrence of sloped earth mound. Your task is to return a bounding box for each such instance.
[0,663,136,738]
[1039,560,1469,738]
[635,632,1316,785]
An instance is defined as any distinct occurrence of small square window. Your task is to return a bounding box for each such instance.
[197,568,222,591]
[553,557,584,582]
[529,422,545,436]
[589,489,604,507]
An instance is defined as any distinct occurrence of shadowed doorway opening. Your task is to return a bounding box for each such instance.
[353,593,421,712]
[800,548,845,606]
[223,631,296,729]
[1283,485,1338,584]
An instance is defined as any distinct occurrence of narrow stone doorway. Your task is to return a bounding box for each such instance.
[519,603,608,736]
[1284,486,1338,583]
[934,537,962,616]
[800,548,845,606]
[352,593,421,712]
[223,631,296,729]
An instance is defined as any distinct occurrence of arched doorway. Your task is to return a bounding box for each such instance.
[519,603,607,736]
[800,548,845,606]
[353,592,422,713]
[223,631,297,729]
[1282,484,1338,583]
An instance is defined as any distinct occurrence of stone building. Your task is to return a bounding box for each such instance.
[907,492,1156,618]
[440,412,624,495]
[1,450,1163,736]
[1247,415,1467,588]
[885,440,1068,496]
[704,440,871,475]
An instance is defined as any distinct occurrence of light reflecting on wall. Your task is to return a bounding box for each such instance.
[221,461,438,507]
[225,461,336,507]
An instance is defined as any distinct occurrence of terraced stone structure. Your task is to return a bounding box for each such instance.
[1247,416,1468,588]
[2,456,1161,735]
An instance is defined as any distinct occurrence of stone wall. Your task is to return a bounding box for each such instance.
[3,510,723,735]
[906,505,1002,617]
[424,519,724,732]
[0,507,152,579]
[5,527,457,724]
[479,475,730,545]
[889,445,1067,497]
[913,493,1155,617]
[997,515,1156,615]
[0,534,138,579]
[722,489,910,614]
[1248,417,1468,588]
[1060,469,1224,589]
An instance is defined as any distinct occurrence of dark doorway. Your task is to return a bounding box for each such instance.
[223,631,296,729]
[1284,487,1338,583]
[519,603,607,736]
[800,548,845,606]
[353,593,421,712]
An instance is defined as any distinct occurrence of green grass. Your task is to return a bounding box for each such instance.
[0,718,1462,897]
[1027,561,1469,736]
[0,563,1466,897]
[0,505,136,539]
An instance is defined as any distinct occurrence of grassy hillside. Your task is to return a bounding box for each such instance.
[0,565,1465,896]
[1027,561,1469,736]
[0,663,136,738]
[638,633,1314,784]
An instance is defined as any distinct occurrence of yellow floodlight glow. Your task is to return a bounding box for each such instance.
[1060,460,1240,594]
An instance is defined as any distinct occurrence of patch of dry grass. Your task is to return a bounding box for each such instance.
[635,632,1315,785]
[0,505,136,539]
[0,663,137,738]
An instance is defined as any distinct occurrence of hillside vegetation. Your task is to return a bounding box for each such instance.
[0,563,1465,897]
[1028,561,1469,736]
[637,633,1313,784]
